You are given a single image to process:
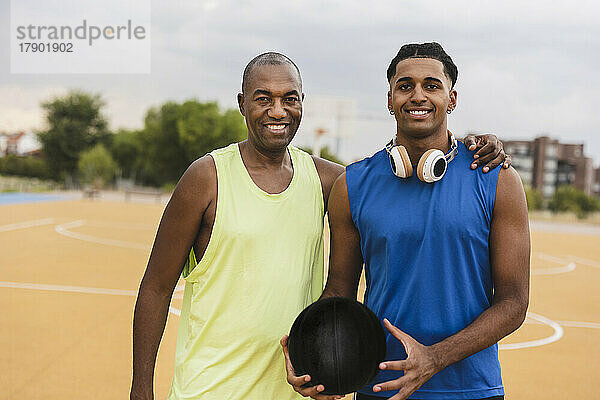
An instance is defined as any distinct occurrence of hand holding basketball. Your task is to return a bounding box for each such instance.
[280,335,343,400]
[372,319,442,400]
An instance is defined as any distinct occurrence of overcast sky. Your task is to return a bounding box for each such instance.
[1,0,599,164]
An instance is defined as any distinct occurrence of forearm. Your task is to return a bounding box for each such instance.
[131,281,173,398]
[430,294,528,372]
[320,281,356,299]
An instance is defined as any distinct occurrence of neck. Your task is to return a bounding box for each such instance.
[239,139,290,169]
[395,127,450,164]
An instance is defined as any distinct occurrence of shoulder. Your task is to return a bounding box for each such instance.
[329,171,350,214]
[494,166,526,212]
[496,166,524,196]
[311,155,344,186]
[309,155,344,212]
[174,154,217,206]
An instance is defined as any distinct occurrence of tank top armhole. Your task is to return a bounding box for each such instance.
[487,164,503,222]
[183,151,223,281]
[345,162,361,228]
[291,146,324,217]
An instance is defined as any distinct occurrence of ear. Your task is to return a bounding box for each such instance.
[448,89,457,111]
[237,93,245,116]
[387,90,392,111]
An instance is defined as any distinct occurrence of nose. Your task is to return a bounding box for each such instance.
[268,99,286,119]
[410,84,427,103]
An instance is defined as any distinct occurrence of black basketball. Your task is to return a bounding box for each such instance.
[287,297,387,395]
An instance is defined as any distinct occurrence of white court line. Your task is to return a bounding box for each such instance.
[0,218,55,232]
[499,312,563,350]
[531,262,576,276]
[535,252,566,264]
[557,320,600,329]
[531,253,576,275]
[567,256,600,269]
[0,281,136,296]
[0,281,182,317]
[83,221,156,230]
[174,285,185,293]
[527,319,600,329]
[55,220,151,251]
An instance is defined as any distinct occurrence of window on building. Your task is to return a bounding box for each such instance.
[544,159,557,171]
[545,145,557,158]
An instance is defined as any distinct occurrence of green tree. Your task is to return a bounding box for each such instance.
[139,100,246,186]
[78,144,118,188]
[38,91,109,182]
[524,186,543,211]
[0,155,51,179]
[548,185,600,219]
[109,129,144,179]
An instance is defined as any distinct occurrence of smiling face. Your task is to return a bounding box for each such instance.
[387,58,457,140]
[237,63,303,155]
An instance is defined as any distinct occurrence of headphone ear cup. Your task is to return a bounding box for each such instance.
[416,149,438,182]
[389,146,409,178]
[396,146,412,178]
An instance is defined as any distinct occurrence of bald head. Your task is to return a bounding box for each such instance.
[242,52,302,93]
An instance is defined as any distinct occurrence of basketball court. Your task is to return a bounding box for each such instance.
[1,194,598,399]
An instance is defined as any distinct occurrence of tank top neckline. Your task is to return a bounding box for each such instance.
[235,142,298,199]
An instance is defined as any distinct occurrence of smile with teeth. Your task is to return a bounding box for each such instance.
[407,110,431,116]
[266,124,287,131]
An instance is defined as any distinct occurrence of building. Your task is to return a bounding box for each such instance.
[504,136,596,197]
[0,131,42,157]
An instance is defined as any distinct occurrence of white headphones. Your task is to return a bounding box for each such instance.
[385,131,459,183]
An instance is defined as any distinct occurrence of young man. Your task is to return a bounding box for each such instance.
[130,51,510,400]
[283,43,530,400]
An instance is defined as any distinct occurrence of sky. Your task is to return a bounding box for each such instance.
[1,0,599,164]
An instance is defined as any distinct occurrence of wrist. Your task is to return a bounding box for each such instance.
[427,343,447,374]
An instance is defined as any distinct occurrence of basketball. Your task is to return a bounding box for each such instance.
[287,297,387,395]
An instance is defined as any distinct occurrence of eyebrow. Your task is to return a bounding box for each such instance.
[395,76,444,85]
[424,77,444,85]
[253,89,272,97]
[252,89,300,97]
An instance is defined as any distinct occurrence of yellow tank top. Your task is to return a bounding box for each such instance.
[168,143,324,399]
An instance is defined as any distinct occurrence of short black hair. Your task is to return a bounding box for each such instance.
[241,52,302,93]
[386,42,458,88]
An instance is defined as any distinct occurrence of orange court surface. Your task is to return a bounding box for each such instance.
[1,195,598,399]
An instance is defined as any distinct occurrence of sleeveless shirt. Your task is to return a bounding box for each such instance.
[347,141,504,399]
[167,143,324,399]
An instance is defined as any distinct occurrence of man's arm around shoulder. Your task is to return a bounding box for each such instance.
[130,155,216,400]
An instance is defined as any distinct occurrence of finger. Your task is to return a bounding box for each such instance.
[382,319,413,355]
[383,319,409,342]
[281,336,313,386]
[379,359,410,371]
[473,138,497,160]
[480,149,505,173]
[295,383,338,399]
[502,154,512,169]
[280,336,294,371]
[462,135,477,151]
[372,375,408,393]
[474,147,501,172]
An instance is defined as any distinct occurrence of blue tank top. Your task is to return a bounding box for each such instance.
[347,141,504,399]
